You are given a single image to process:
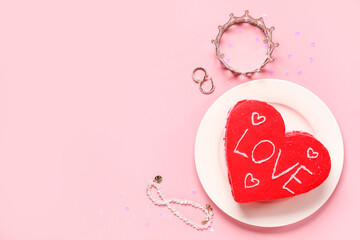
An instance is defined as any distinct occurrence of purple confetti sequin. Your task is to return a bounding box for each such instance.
[310,57,314,62]
[192,189,197,195]
[288,54,292,58]
[284,71,290,76]
[238,28,242,33]
[146,222,150,227]
[297,70,303,75]
[311,42,316,47]
[225,58,230,63]
[125,206,130,211]
[160,212,164,217]
[269,70,274,75]
[208,226,214,232]
[228,43,232,48]
[255,37,259,42]
[295,31,300,36]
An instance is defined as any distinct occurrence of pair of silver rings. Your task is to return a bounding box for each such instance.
[192,67,215,95]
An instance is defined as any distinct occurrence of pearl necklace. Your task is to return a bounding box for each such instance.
[146,176,214,230]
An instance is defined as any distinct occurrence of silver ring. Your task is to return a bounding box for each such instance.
[192,67,208,83]
[199,77,215,94]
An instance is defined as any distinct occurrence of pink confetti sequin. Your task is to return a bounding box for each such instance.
[192,189,197,195]
[288,54,292,58]
[284,71,290,76]
[125,206,130,211]
[228,43,232,48]
[269,70,274,75]
[255,37,259,42]
[225,58,230,63]
[208,226,214,232]
[311,42,316,47]
[238,29,242,33]
[146,222,150,227]
[297,70,303,75]
[295,31,300,36]
[310,57,314,62]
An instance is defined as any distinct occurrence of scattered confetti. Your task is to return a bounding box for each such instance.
[125,206,130,211]
[238,28,242,33]
[309,57,314,62]
[269,70,274,75]
[284,71,290,76]
[225,58,230,63]
[255,37,260,42]
[192,189,197,195]
[208,226,214,232]
[146,222,150,227]
[288,54,293,58]
[297,70,303,75]
[295,31,300,36]
[311,42,316,47]
[228,43,232,48]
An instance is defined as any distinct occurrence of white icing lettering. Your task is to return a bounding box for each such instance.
[272,149,300,179]
[252,140,275,164]
[282,165,313,194]
[234,129,249,158]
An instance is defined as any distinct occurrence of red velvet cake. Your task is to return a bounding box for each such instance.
[224,100,331,203]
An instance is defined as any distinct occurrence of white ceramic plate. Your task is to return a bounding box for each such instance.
[194,79,343,227]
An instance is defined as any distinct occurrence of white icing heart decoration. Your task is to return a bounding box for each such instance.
[307,147,319,159]
[251,112,266,126]
[244,173,260,188]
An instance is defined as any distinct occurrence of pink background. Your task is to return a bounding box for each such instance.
[0,0,358,239]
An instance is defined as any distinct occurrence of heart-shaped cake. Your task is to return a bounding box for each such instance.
[224,100,331,203]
